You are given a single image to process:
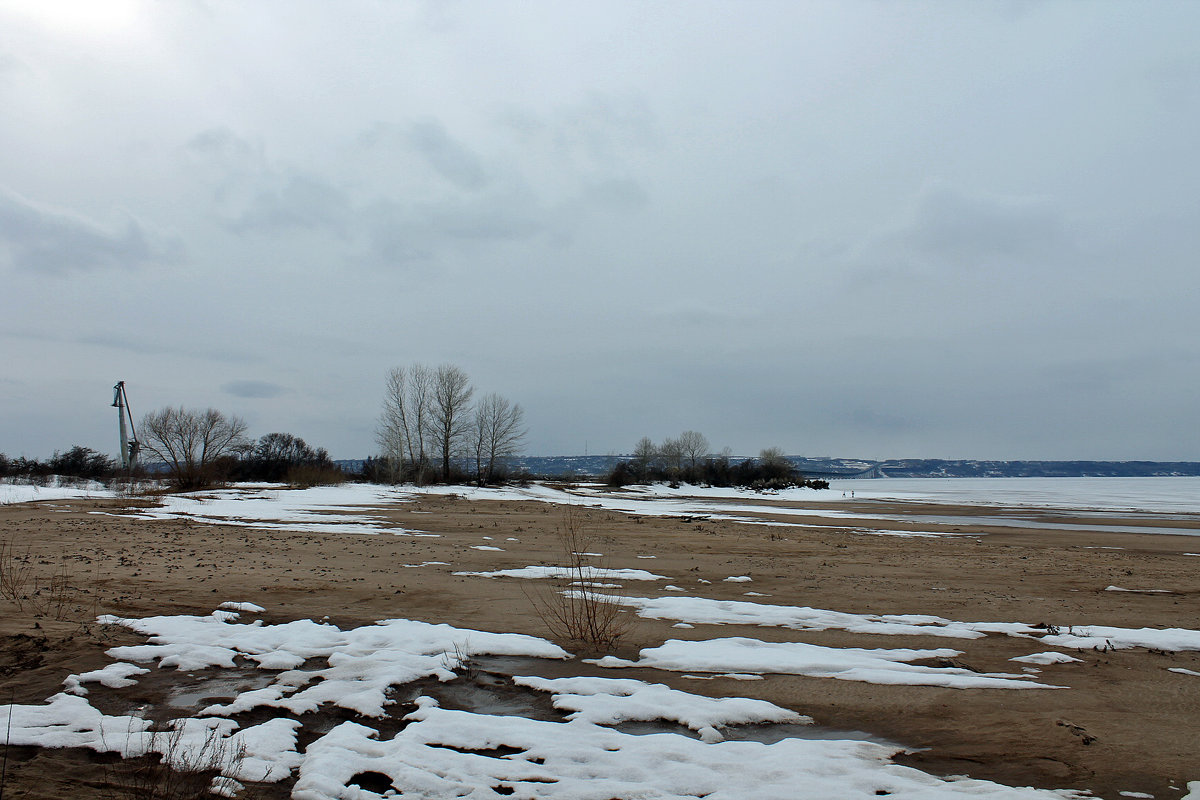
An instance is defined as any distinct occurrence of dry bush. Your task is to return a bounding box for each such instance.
[284,464,346,489]
[527,506,630,650]
[0,534,34,607]
[102,722,257,800]
[0,536,95,621]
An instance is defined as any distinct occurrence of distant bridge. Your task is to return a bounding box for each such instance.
[792,461,884,479]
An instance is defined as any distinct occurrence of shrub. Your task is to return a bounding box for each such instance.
[527,506,630,650]
[606,461,634,488]
[232,432,338,483]
[285,463,346,489]
[49,446,117,480]
[605,444,825,490]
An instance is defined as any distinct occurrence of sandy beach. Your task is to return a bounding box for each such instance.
[1,482,1198,799]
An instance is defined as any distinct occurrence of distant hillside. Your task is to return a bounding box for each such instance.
[334,457,1200,479]
[863,459,1200,479]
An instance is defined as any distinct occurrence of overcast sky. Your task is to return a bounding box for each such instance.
[2,1,1198,462]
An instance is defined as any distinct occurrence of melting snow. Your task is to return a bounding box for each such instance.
[510,675,811,741]
[607,594,1037,639]
[108,485,423,536]
[290,699,1090,800]
[0,605,1125,799]
[1010,653,1084,665]
[592,638,1061,689]
[454,565,668,581]
[62,662,150,695]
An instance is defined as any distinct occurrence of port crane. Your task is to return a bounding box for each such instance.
[111,381,140,471]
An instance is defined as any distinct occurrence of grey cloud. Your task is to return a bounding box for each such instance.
[496,93,659,169]
[406,120,488,190]
[842,184,1070,286]
[579,179,648,211]
[358,120,488,190]
[830,406,915,436]
[653,302,742,328]
[556,93,659,166]
[350,114,651,265]
[1038,349,1200,394]
[228,173,353,236]
[361,208,433,268]
[415,196,543,241]
[362,191,546,268]
[898,184,1066,264]
[185,128,351,236]
[222,380,289,399]
[77,332,260,363]
[0,188,182,275]
[186,127,265,167]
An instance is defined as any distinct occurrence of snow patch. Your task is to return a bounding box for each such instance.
[1010,653,1083,666]
[454,565,668,581]
[592,637,1061,689]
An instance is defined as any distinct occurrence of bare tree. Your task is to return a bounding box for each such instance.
[428,364,474,483]
[759,446,796,482]
[659,436,684,477]
[471,393,526,485]
[677,430,710,470]
[378,364,434,483]
[630,436,657,481]
[140,407,249,490]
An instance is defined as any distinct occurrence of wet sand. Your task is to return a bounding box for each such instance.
[1,487,1198,798]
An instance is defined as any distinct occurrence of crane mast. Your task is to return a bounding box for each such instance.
[112,381,140,472]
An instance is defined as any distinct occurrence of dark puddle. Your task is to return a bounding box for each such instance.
[398,668,564,721]
[470,656,902,747]
[164,666,278,710]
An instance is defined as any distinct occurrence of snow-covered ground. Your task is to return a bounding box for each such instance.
[822,476,1200,514]
[0,478,111,505]
[1,605,1098,799]
[114,484,428,536]
[592,638,1060,690]
[595,594,1200,654]
[415,477,1200,530]
[10,476,1198,536]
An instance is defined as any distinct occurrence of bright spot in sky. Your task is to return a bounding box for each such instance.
[1,0,143,37]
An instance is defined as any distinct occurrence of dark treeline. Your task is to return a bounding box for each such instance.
[1,432,346,489]
[0,446,118,481]
[226,432,344,486]
[358,455,490,486]
[606,434,829,490]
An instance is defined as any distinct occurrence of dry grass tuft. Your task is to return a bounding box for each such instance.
[0,535,98,621]
[102,722,261,800]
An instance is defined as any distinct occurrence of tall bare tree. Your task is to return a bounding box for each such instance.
[677,430,710,470]
[659,436,684,477]
[471,393,526,485]
[758,446,795,482]
[631,436,657,480]
[429,364,474,482]
[140,407,249,490]
[378,364,434,483]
